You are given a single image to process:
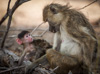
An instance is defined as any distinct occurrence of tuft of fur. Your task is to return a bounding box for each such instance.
[18,30,29,39]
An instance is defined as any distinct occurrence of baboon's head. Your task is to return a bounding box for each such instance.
[43,3,68,33]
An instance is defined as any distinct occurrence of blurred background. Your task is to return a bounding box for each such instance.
[0,0,100,56]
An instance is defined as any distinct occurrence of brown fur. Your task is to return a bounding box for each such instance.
[43,3,98,74]
[26,3,98,74]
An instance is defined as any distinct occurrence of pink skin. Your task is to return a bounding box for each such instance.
[16,33,35,64]
[23,33,33,43]
[16,33,34,52]
[16,33,33,45]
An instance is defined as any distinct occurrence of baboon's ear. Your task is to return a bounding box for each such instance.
[16,38,23,45]
[49,4,57,14]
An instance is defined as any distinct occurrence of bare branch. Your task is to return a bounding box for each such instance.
[0,13,8,26]
[0,0,12,48]
[0,66,25,74]
[79,0,98,10]
[31,22,45,34]
[1,14,12,49]
[0,28,48,40]
[0,0,30,49]
[0,67,7,70]
[7,0,11,15]
[50,66,59,73]
[0,0,30,26]
[35,68,50,74]
[0,0,11,26]
[37,28,49,37]
[35,66,59,74]
[19,0,31,5]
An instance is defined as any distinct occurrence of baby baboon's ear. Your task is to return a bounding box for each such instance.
[16,38,23,45]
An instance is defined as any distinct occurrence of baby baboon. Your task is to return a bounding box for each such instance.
[16,31,52,65]
[16,30,36,65]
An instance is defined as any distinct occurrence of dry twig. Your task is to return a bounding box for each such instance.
[0,65,25,74]
[50,66,59,73]
[79,0,98,10]
[34,28,49,37]
[0,0,30,49]
[35,67,50,74]
[0,28,48,40]
[35,66,59,74]
[31,22,45,34]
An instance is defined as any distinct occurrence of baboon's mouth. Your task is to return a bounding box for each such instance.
[49,25,57,33]
[48,21,60,33]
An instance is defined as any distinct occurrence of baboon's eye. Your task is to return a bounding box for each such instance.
[50,6,57,14]
[25,35,28,38]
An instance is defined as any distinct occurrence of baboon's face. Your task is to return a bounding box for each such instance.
[43,3,64,33]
